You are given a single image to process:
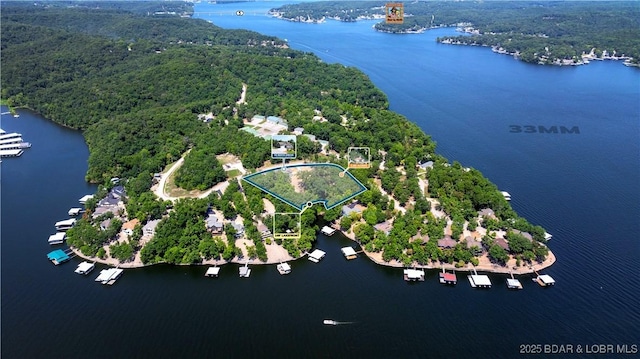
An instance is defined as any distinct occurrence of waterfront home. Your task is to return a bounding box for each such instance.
[465,236,483,252]
[100,219,112,231]
[417,160,434,170]
[111,185,126,199]
[205,213,223,234]
[122,219,140,236]
[143,219,161,236]
[437,236,456,249]
[495,237,510,251]
[373,220,393,235]
[232,222,245,238]
[341,202,365,217]
[266,116,287,126]
[293,127,304,135]
[477,208,497,220]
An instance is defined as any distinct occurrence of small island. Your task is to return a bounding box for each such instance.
[3,1,555,275]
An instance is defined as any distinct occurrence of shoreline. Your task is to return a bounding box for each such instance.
[339,226,556,276]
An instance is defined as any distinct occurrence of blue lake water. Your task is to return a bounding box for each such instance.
[2,2,639,358]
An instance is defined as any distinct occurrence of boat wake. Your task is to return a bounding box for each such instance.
[323,320,355,325]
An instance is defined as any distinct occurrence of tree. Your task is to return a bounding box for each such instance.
[488,245,508,265]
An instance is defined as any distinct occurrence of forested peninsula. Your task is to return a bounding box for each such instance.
[271,1,640,66]
[2,1,552,272]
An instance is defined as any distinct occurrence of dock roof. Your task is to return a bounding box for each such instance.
[404,269,425,279]
[538,274,555,285]
[47,249,70,263]
[309,249,326,260]
[470,274,492,287]
[341,246,357,257]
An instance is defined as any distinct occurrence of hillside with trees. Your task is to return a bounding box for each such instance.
[271,1,640,65]
[2,2,552,268]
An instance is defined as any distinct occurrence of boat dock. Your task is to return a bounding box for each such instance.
[0,149,23,157]
[403,268,425,281]
[544,232,553,241]
[500,191,511,201]
[467,268,492,288]
[277,262,291,275]
[239,262,251,278]
[95,267,123,285]
[74,261,95,275]
[534,271,555,287]
[54,218,76,231]
[47,249,74,265]
[78,194,94,204]
[506,272,523,289]
[205,266,220,278]
[341,246,358,260]
[48,232,66,245]
[439,268,457,285]
[321,226,336,236]
[308,249,326,263]
[68,207,84,216]
[0,129,31,157]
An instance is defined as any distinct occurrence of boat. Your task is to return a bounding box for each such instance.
[276,262,291,275]
[74,261,95,275]
[323,320,338,325]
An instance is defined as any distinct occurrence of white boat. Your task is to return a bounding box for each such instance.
[48,232,66,245]
[276,262,291,275]
[74,261,95,275]
[323,320,338,325]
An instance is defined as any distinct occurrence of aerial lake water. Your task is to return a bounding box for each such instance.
[1,2,639,357]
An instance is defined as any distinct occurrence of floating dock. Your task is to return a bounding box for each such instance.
[439,268,457,285]
[506,272,523,289]
[54,218,76,231]
[0,149,23,157]
[205,266,220,278]
[74,261,95,275]
[239,262,251,278]
[47,249,74,265]
[341,246,358,260]
[321,226,336,236]
[48,232,66,245]
[403,268,425,281]
[308,249,326,263]
[535,273,555,287]
[467,268,492,288]
[95,268,123,285]
[68,207,84,216]
[276,262,291,275]
[78,194,94,204]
